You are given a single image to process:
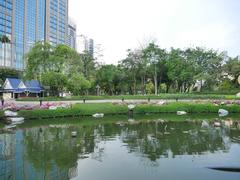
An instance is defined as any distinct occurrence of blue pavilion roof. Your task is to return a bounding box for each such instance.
[3,78,44,93]
[7,78,22,89]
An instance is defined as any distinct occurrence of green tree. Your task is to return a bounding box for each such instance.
[25,43,83,80]
[54,45,83,76]
[25,42,53,80]
[224,57,240,87]
[81,51,95,79]
[0,68,21,86]
[142,43,168,94]
[41,72,68,96]
[120,49,140,95]
[96,65,121,95]
[146,81,154,94]
[67,74,91,95]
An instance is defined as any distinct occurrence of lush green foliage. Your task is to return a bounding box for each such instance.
[146,81,154,94]
[0,68,21,86]
[25,42,95,96]
[98,44,239,95]
[18,103,128,119]
[18,102,240,120]
[41,72,68,96]
[23,42,240,96]
[0,111,3,118]
[96,65,123,95]
[67,74,91,95]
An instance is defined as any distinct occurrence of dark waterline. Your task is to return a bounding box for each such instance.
[0,115,240,180]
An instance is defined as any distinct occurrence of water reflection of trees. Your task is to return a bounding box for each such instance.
[84,122,240,162]
[118,122,240,161]
[23,125,98,179]
[22,121,240,177]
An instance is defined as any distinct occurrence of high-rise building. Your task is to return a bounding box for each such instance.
[0,0,13,68]
[88,38,94,57]
[67,18,76,50]
[0,0,68,70]
[76,35,87,54]
[76,35,94,57]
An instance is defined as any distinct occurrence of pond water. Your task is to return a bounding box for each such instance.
[0,115,240,180]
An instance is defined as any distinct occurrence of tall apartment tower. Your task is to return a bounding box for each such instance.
[0,0,68,70]
[77,35,94,57]
[67,18,76,50]
[88,38,94,58]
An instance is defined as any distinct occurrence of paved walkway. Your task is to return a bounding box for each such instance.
[10,99,216,106]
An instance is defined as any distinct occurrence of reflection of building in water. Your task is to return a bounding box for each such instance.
[0,133,16,180]
[0,128,77,180]
[68,163,78,179]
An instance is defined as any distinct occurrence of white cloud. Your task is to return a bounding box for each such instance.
[69,0,240,64]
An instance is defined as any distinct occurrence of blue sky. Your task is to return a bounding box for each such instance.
[69,0,240,64]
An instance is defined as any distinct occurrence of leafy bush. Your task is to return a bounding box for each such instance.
[18,102,240,120]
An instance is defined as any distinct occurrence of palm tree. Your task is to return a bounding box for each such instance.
[0,35,11,66]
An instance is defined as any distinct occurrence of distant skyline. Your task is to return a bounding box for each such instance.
[69,0,240,64]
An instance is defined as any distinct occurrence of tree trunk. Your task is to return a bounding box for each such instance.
[200,79,203,92]
[154,64,157,95]
[154,75,157,95]
[159,76,162,93]
[166,83,170,93]
[3,43,6,66]
[133,76,136,95]
[141,76,144,95]
[143,76,146,94]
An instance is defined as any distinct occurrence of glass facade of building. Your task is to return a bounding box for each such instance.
[49,0,67,45]
[67,19,76,50]
[0,0,13,68]
[15,0,25,69]
[37,0,45,41]
[0,0,68,70]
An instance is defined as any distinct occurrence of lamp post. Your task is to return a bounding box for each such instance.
[96,84,100,96]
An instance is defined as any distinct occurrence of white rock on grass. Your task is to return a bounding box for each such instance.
[156,100,166,105]
[128,104,136,110]
[218,109,229,117]
[4,110,18,117]
[92,113,104,118]
[177,111,187,115]
[236,92,240,97]
[49,106,57,110]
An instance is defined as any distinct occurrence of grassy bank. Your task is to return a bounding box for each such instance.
[16,93,240,101]
[17,102,240,120]
[18,113,240,129]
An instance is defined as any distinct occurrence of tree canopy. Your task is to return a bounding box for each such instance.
[23,41,240,96]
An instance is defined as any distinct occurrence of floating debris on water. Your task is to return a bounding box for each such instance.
[164,132,171,135]
[92,113,104,118]
[201,120,209,128]
[71,131,77,137]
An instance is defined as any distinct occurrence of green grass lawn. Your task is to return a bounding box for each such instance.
[17,102,240,120]
[15,93,240,101]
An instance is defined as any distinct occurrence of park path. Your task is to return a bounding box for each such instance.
[12,99,215,106]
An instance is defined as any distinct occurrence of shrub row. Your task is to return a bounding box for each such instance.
[17,102,240,120]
